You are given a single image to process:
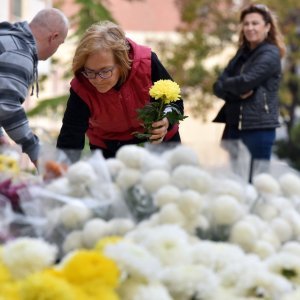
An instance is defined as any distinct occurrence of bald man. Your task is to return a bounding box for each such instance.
[0,8,68,167]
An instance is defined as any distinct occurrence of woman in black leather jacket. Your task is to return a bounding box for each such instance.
[213,3,286,181]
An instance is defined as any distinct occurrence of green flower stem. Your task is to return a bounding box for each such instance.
[157,97,165,121]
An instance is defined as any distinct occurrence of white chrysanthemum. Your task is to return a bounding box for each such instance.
[157,203,185,226]
[161,265,218,300]
[66,161,97,186]
[62,230,83,254]
[230,220,258,252]
[270,217,293,243]
[163,145,199,169]
[107,218,135,236]
[105,240,162,281]
[210,195,244,226]
[282,286,300,300]
[171,165,213,194]
[214,179,245,202]
[139,225,192,266]
[243,214,268,233]
[125,226,154,244]
[265,252,300,284]
[260,229,281,250]
[2,237,57,279]
[141,169,171,194]
[270,196,293,212]
[116,145,148,169]
[191,241,245,272]
[255,201,279,221]
[106,158,125,179]
[219,255,263,287]
[136,213,160,229]
[252,173,281,195]
[153,185,181,207]
[245,183,258,204]
[131,281,173,300]
[82,218,111,248]
[281,209,300,238]
[279,172,300,197]
[178,190,204,218]
[118,278,172,300]
[281,241,300,257]
[184,214,210,235]
[252,240,276,259]
[45,177,72,195]
[59,201,91,229]
[213,287,240,300]
[115,168,141,190]
[235,268,292,299]
[141,152,171,172]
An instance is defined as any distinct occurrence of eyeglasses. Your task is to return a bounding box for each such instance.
[82,66,115,79]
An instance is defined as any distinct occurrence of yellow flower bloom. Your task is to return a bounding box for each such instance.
[81,281,119,300]
[149,80,181,104]
[0,155,19,174]
[0,250,12,283]
[0,282,20,300]
[60,250,120,288]
[19,272,75,300]
[95,236,122,253]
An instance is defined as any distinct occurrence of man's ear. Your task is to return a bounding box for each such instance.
[49,32,59,42]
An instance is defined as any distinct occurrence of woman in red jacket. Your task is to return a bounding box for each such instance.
[57,21,183,160]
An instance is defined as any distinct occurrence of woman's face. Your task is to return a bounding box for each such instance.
[242,12,270,49]
[84,49,120,93]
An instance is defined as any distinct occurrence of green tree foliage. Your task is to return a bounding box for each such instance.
[70,0,115,37]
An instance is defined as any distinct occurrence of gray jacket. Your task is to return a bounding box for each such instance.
[0,21,39,161]
[213,42,281,130]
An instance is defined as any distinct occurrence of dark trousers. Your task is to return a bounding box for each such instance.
[222,125,276,182]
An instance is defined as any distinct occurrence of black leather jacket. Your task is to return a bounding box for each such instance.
[213,42,281,130]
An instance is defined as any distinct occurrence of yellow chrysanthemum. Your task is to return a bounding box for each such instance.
[0,252,12,283]
[60,250,120,288]
[95,236,122,253]
[81,281,119,300]
[19,272,75,300]
[0,155,19,173]
[0,282,20,300]
[149,80,181,104]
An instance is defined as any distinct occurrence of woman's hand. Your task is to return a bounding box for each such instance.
[240,90,253,99]
[149,117,169,144]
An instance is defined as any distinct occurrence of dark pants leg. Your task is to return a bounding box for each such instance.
[222,125,276,182]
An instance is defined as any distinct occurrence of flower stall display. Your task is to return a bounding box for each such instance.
[2,143,300,299]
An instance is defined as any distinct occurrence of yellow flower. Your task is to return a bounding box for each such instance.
[95,236,122,253]
[19,272,75,300]
[81,281,119,300]
[0,155,19,174]
[0,250,12,283]
[149,79,181,104]
[0,282,20,300]
[60,250,120,288]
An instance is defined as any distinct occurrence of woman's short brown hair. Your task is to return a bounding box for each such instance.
[72,21,132,84]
